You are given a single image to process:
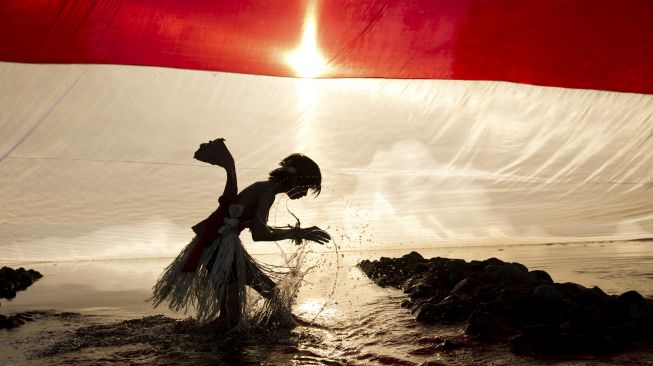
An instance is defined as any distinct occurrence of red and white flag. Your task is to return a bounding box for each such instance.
[1,0,652,261]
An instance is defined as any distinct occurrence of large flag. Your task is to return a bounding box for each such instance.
[1,0,652,261]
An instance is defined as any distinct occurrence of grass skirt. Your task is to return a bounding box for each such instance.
[150,232,279,324]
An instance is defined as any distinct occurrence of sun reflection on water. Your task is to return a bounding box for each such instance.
[297,298,339,318]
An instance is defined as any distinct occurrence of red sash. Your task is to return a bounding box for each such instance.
[181,195,233,272]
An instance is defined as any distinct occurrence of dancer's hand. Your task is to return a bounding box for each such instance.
[194,138,235,169]
[299,226,331,245]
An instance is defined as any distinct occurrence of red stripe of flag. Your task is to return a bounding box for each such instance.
[1,0,652,93]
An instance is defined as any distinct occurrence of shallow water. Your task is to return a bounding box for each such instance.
[2,241,653,365]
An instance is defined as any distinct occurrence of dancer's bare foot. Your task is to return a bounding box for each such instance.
[203,316,233,333]
[291,313,311,326]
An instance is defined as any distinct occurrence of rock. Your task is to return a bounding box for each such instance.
[414,298,466,324]
[451,278,474,295]
[618,290,647,304]
[614,290,651,322]
[0,314,26,329]
[28,269,43,280]
[482,257,505,268]
[412,261,429,274]
[16,313,35,322]
[357,259,373,274]
[443,258,468,274]
[406,282,435,298]
[9,316,25,328]
[358,253,653,357]
[0,279,16,299]
[0,266,43,299]
[529,284,582,324]
[577,286,610,305]
[413,302,439,323]
[439,339,463,352]
[497,264,531,284]
[467,260,485,272]
[556,282,587,298]
[510,322,629,356]
[0,266,43,330]
[607,322,649,344]
[510,262,529,273]
[465,307,515,340]
[510,324,564,355]
[357,256,421,289]
[532,284,562,304]
[528,270,553,283]
[416,337,444,345]
[408,346,438,356]
[402,251,424,263]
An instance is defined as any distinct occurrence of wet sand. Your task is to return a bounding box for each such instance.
[2,241,653,365]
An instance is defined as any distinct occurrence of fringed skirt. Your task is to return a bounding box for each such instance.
[150,232,278,324]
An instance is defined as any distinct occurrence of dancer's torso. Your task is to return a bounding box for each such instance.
[231,180,275,229]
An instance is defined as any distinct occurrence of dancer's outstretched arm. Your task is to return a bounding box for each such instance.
[249,193,330,244]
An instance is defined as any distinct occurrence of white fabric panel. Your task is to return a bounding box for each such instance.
[1,62,651,261]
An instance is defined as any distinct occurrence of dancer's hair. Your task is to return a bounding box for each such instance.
[268,153,322,196]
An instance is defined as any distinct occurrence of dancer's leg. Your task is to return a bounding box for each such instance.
[247,268,277,300]
[221,281,241,327]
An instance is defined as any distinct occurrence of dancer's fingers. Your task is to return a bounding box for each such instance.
[313,228,331,242]
[309,230,330,244]
[299,227,331,244]
[309,226,331,238]
[319,230,331,240]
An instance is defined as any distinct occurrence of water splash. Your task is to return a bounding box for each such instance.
[249,245,309,330]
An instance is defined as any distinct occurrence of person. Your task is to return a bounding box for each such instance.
[151,138,330,328]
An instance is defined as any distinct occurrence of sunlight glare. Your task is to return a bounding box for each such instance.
[286,1,328,78]
[297,298,339,318]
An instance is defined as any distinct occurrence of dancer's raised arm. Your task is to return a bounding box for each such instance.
[194,138,237,199]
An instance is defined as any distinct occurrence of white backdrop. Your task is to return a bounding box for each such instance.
[1,62,652,261]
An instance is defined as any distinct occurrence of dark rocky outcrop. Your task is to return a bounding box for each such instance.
[1,266,43,329]
[0,312,36,329]
[0,266,43,300]
[358,252,653,356]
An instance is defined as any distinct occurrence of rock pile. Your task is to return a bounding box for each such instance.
[0,312,36,329]
[1,266,43,329]
[358,252,653,356]
[0,266,43,299]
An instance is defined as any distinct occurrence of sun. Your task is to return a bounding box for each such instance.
[286,1,328,78]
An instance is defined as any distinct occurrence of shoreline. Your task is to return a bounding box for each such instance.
[2,237,651,266]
